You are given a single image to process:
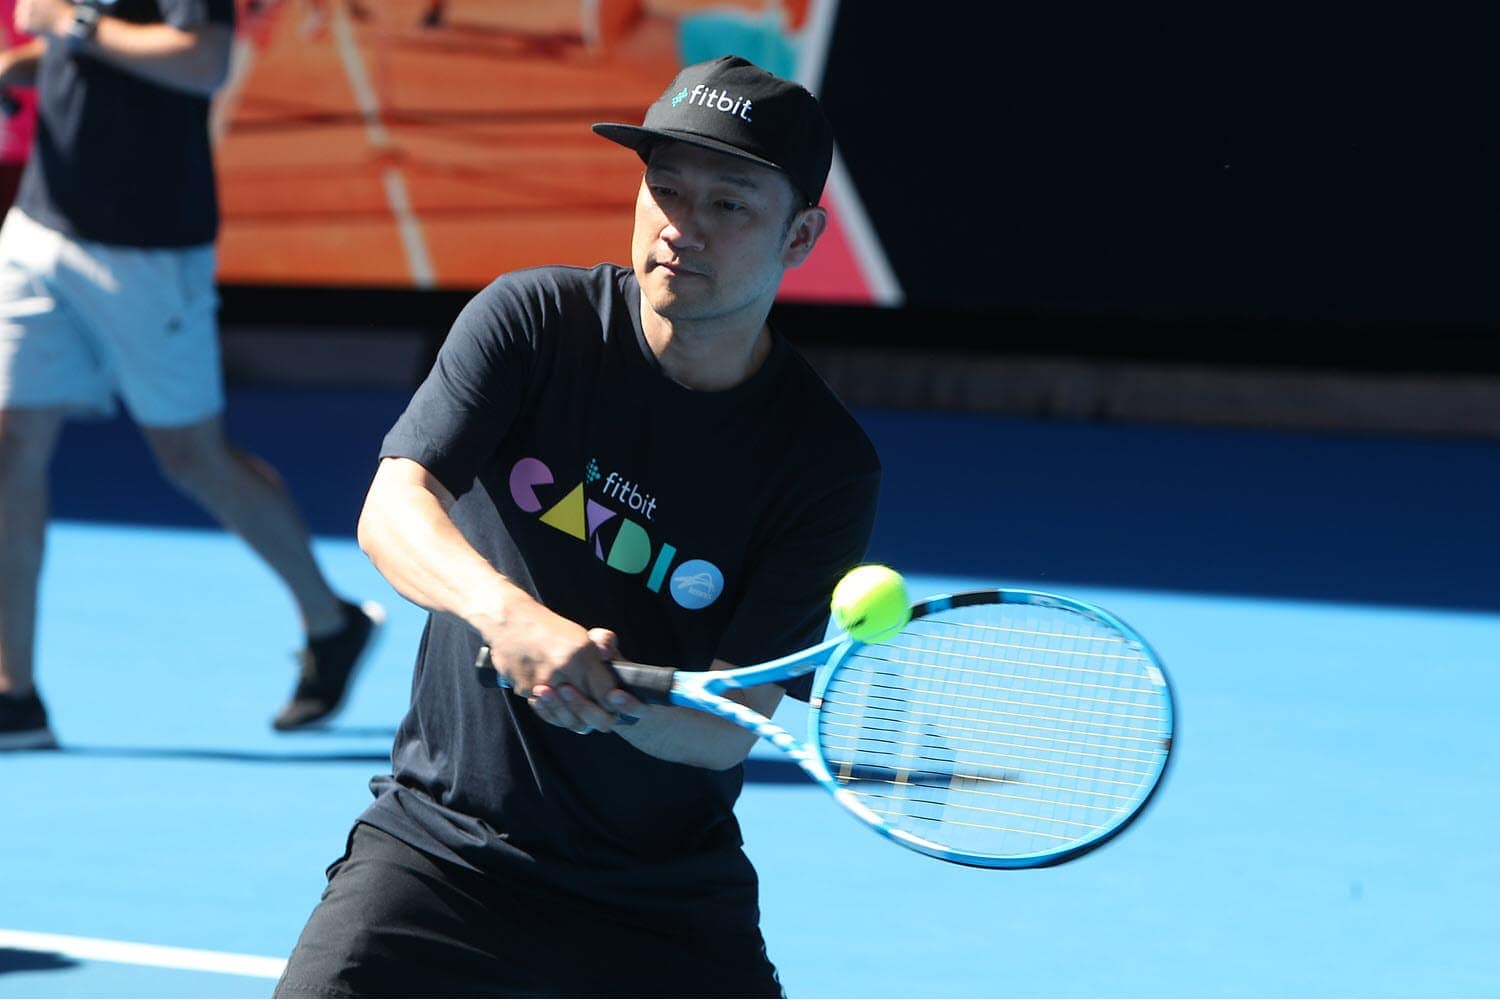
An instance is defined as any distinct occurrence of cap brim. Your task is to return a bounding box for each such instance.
[592,122,786,178]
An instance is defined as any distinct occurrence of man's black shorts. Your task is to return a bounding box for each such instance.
[274,822,785,998]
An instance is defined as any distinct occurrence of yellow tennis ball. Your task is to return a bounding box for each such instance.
[831,564,911,643]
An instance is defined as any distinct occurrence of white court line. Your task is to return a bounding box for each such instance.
[796,0,904,307]
[330,3,437,288]
[0,928,285,979]
[823,149,903,306]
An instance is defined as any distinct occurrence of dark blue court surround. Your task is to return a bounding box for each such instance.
[52,386,1500,612]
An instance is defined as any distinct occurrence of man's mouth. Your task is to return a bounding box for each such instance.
[654,259,704,277]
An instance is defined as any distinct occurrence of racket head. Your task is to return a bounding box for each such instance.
[810,589,1175,868]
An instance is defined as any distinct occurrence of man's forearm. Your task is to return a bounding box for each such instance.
[84,18,231,95]
[356,466,524,634]
[42,7,231,96]
[611,700,761,770]
[610,679,784,771]
[360,460,787,770]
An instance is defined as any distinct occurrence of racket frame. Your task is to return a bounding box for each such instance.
[621,588,1176,869]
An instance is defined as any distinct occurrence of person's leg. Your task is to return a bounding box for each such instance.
[557,890,786,998]
[0,208,115,747]
[61,232,381,730]
[140,416,385,730]
[142,416,345,634]
[276,823,554,998]
[280,822,785,998]
[0,407,65,696]
[0,407,66,748]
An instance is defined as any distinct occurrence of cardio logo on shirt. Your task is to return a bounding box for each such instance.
[585,459,657,521]
[510,456,724,610]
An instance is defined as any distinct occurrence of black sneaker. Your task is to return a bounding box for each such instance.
[0,690,59,751]
[272,599,386,731]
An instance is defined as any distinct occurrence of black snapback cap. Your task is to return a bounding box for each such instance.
[593,55,834,206]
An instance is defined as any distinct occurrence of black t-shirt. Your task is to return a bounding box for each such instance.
[16,0,233,247]
[362,264,880,931]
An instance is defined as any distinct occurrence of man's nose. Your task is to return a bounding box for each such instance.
[660,209,706,251]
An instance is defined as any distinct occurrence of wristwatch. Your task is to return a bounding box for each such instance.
[63,1,104,52]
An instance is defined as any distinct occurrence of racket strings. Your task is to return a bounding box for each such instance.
[850,789,1111,836]
[816,601,1171,861]
[822,745,1150,815]
[824,716,1162,769]
[839,666,1168,738]
[918,618,1137,649]
[819,717,1161,781]
[879,633,1159,694]
[821,680,1168,774]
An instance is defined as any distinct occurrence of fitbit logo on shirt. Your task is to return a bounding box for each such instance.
[671,85,753,121]
[585,459,657,520]
[510,456,725,610]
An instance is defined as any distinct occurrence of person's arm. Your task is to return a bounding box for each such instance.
[538,661,787,772]
[0,38,46,88]
[527,469,883,770]
[358,455,622,711]
[14,0,232,96]
[358,455,789,770]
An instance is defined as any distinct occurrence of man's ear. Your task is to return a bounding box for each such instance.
[782,206,829,269]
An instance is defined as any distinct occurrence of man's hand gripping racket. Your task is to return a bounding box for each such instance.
[479,566,1176,869]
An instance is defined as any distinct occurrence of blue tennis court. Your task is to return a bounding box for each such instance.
[3,386,1497,997]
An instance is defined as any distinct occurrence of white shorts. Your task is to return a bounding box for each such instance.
[0,208,224,427]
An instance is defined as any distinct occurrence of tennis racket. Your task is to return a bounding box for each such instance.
[481,588,1175,869]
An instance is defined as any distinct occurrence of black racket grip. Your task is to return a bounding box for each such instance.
[473,645,669,711]
[0,91,18,118]
[610,661,675,705]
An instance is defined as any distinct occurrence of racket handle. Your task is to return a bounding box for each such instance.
[473,645,674,706]
[609,660,675,705]
[0,91,17,118]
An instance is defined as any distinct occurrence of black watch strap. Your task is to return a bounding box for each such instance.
[64,2,103,51]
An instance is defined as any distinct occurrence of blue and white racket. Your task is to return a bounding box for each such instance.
[487,589,1176,869]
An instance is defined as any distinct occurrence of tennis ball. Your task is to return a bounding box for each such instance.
[831,564,911,643]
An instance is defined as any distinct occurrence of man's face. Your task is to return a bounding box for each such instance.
[631,141,810,325]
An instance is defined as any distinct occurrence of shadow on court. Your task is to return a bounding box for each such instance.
[43,743,808,784]
[54,745,392,765]
[0,948,79,976]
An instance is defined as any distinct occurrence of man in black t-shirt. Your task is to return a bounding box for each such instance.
[0,0,381,749]
[276,56,881,998]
